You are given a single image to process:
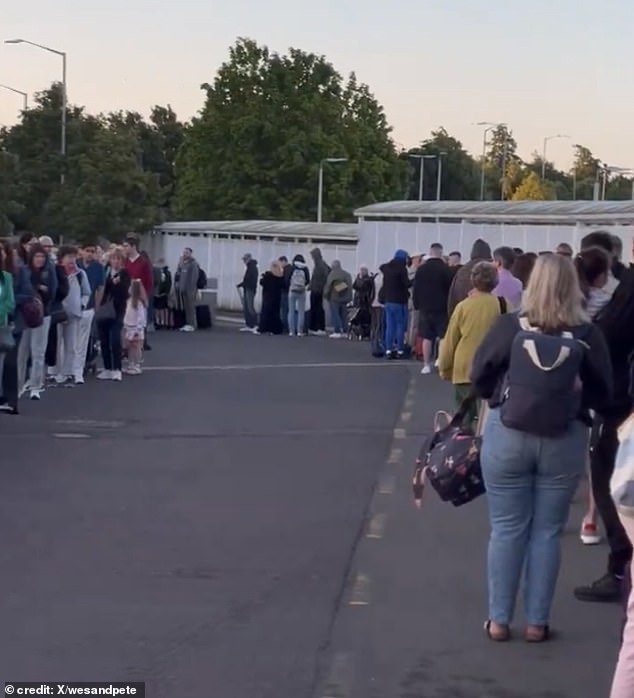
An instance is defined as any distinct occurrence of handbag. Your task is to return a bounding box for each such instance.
[50,306,68,325]
[333,281,349,294]
[0,325,15,352]
[413,395,485,508]
[22,297,44,329]
[95,299,116,323]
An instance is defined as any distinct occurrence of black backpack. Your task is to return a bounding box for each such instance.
[413,396,485,508]
[500,317,587,437]
[197,267,208,290]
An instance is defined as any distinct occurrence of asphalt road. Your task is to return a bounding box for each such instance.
[0,326,623,698]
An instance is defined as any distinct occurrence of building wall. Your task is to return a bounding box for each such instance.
[357,220,634,268]
[142,232,359,311]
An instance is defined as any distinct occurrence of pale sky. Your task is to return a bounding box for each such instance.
[2,0,633,172]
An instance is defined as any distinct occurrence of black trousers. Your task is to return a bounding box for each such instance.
[591,412,633,576]
[1,335,19,409]
[98,319,123,372]
[309,292,325,332]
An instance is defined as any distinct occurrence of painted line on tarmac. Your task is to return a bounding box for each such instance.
[365,512,386,539]
[348,573,371,606]
[52,433,91,439]
[320,652,352,698]
[387,447,403,464]
[143,362,402,371]
[378,473,396,495]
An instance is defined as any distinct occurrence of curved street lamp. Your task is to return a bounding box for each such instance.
[0,84,28,110]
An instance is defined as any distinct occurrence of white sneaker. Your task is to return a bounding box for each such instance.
[111,370,123,382]
[182,325,195,332]
[29,389,41,401]
[74,375,85,385]
[315,330,327,336]
[239,327,253,333]
[421,364,432,375]
[329,333,343,339]
[54,374,68,385]
[97,370,113,380]
[289,332,295,337]
[251,328,260,335]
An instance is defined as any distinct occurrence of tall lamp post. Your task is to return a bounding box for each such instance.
[5,38,66,181]
[0,84,28,110]
[436,152,447,201]
[317,157,347,223]
[475,121,506,201]
[542,134,570,180]
[407,153,437,200]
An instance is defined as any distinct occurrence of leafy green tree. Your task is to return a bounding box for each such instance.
[512,171,556,200]
[484,125,521,200]
[404,128,479,200]
[572,144,601,200]
[174,38,405,221]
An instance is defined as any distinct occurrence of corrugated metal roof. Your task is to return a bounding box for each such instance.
[155,220,359,240]
[354,200,634,222]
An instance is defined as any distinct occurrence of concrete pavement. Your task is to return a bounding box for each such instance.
[0,327,623,697]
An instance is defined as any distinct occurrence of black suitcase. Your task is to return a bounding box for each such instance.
[196,305,212,330]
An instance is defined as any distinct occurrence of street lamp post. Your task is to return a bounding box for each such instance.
[0,84,28,110]
[436,152,447,201]
[407,153,437,200]
[475,121,506,201]
[542,134,570,180]
[317,157,347,223]
[5,39,67,179]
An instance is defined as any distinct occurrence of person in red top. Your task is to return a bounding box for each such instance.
[123,234,154,349]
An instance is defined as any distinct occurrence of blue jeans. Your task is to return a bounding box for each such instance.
[481,408,587,625]
[288,292,306,335]
[242,289,257,328]
[329,302,347,334]
[384,302,408,353]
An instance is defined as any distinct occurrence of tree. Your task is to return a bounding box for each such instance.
[404,128,479,200]
[572,144,601,200]
[174,38,405,221]
[511,171,556,201]
[484,125,521,200]
[0,85,163,242]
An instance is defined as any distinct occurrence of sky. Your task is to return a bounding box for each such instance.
[2,0,633,172]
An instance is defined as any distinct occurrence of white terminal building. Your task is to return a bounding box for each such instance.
[146,201,634,311]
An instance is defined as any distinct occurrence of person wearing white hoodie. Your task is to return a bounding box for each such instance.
[287,254,310,336]
[55,246,91,385]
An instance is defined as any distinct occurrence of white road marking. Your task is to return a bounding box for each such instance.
[393,428,407,439]
[387,448,403,464]
[52,433,91,439]
[366,512,386,539]
[349,573,371,606]
[378,473,396,495]
[321,652,352,698]
[143,362,402,371]
[400,411,412,422]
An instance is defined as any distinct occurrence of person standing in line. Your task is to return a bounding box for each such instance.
[324,260,353,338]
[308,248,330,335]
[43,237,69,380]
[279,256,292,334]
[18,244,54,400]
[448,251,462,277]
[122,234,154,350]
[77,243,105,378]
[287,254,310,336]
[471,253,612,642]
[97,249,130,382]
[123,279,147,375]
[413,243,453,374]
[55,246,91,386]
[237,253,259,333]
[0,241,35,415]
[379,249,410,359]
[0,245,16,403]
[153,260,172,329]
[492,246,523,311]
[259,261,285,335]
[447,239,492,317]
[175,247,200,333]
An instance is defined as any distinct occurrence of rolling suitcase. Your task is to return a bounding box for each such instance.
[196,304,212,330]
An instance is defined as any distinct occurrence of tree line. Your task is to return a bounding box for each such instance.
[1,37,630,242]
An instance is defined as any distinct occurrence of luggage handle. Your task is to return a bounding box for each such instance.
[433,410,453,432]
[450,394,479,428]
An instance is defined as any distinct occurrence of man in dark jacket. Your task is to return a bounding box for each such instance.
[380,249,410,359]
[237,253,259,332]
[308,248,330,335]
[279,256,292,334]
[447,239,492,317]
[413,243,453,373]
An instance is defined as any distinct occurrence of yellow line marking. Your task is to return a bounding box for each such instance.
[366,512,386,539]
[388,447,403,463]
[378,473,395,494]
[349,573,371,606]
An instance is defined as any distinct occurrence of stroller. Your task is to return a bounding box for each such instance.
[347,305,372,341]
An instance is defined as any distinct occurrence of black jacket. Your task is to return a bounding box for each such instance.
[31,267,53,316]
[379,259,410,305]
[101,269,131,319]
[470,313,613,425]
[413,258,453,314]
[238,260,259,292]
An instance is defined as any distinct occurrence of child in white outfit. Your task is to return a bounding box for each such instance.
[123,279,147,375]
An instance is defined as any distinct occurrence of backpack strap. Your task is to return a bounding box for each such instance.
[522,338,571,371]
